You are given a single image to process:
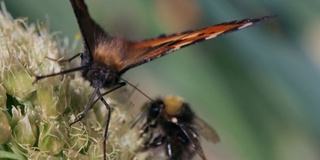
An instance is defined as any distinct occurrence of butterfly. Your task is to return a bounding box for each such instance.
[132,96,220,160]
[33,0,275,159]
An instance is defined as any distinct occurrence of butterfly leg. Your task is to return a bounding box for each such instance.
[69,87,99,126]
[97,82,126,99]
[70,82,126,126]
[46,53,82,63]
[96,89,112,160]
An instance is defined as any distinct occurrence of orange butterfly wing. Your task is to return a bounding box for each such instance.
[70,0,275,75]
[119,15,276,73]
[70,0,131,71]
[70,0,123,61]
[70,0,98,54]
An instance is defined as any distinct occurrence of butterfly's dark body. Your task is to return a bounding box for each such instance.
[71,1,123,88]
[33,0,275,159]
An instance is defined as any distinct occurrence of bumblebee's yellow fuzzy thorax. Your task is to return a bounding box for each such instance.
[163,96,184,116]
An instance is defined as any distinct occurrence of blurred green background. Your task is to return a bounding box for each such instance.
[4,0,320,160]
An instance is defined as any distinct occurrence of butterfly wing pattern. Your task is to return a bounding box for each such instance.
[71,0,275,75]
[120,15,275,73]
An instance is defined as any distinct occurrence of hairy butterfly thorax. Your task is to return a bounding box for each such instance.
[84,62,119,88]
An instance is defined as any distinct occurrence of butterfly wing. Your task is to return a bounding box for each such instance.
[119,15,276,73]
[70,0,132,72]
[70,0,275,73]
[69,0,112,56]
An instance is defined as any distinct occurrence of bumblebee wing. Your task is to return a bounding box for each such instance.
[178,123,207,160]
[131,104,149,128]
[119,15,276,73]
[193,116,220,144]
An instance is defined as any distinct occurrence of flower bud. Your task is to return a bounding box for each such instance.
[28,153,60,160]
[62,148,90,160]
[2,65,35,101]
[0,111,12,144]
[10,106,23,127]
[0,84,6,109]
[68,123,89,152]
[12,113,38,146]
[36,79,68,118]
[38,122,67,155]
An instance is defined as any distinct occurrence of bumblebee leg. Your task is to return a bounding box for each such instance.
[166,139,173,160]
[148,135,166,148]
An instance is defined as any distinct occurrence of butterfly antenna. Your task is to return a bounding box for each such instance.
[247,15,278,26]
[33,66,88,84]
[117,76,154,102]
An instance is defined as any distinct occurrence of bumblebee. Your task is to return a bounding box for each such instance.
[132,96,220,160]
